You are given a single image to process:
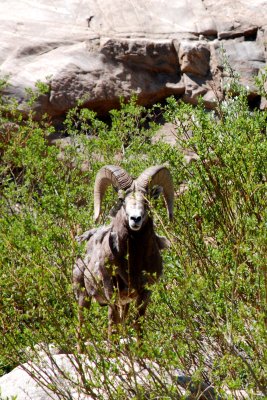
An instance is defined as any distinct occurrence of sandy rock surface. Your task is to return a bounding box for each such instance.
[0,3,266,398]
[0,1,266,114]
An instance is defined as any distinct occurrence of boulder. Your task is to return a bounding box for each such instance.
[179,41,211,77]
[0,352,221,400]
[0,0,266,117]
[0,341,261,400]
[216,38,266,93]
[0,354,93,400]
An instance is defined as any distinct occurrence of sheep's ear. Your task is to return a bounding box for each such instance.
[109,189,125,217]
[75,228,98,243]
[118,189,126,200]
[151,185,163,199]
[109,200,123,217]
[156,235,171,250]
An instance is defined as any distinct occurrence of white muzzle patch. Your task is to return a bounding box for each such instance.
[125,192,146,231]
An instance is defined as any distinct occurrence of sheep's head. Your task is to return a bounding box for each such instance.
[120,190,147,231]
[93,165,174,231]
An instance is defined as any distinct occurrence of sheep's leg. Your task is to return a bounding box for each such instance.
[77,306,84,353]
[134,290,151,343]
[77,296,92,353]
[108,304,121,340]
[120,303,130,324]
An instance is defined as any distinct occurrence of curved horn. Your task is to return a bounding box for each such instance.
[94,165,133,222]
[135,165,174,221]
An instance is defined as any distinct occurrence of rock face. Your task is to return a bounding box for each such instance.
[0,0,266,117]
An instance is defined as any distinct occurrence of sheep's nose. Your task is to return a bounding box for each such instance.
[131,215,141,223]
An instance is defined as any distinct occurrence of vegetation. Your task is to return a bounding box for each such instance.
[0,74,266,399]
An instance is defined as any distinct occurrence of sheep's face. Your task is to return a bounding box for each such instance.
[124,191,147,231]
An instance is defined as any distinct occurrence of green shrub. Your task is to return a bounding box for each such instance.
[0,78,266,399]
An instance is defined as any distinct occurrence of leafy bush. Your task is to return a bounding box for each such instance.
[0,77,266,399]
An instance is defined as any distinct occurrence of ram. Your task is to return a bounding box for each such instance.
[73,165,174,346]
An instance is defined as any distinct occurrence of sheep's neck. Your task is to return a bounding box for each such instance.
[115,216,160,291]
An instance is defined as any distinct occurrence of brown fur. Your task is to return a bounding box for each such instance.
[73,205,169,346]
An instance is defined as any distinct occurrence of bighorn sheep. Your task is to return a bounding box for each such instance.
[73,165,174,344]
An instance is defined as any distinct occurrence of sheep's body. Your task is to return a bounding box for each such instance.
[73,164,173,347]
[73,206,169,339]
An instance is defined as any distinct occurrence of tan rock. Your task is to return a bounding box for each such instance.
[0,0,266,117]
[0,353,220,400]
[216,38,266,94]
[179,41,211,76]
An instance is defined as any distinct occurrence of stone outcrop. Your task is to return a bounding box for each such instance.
[0,1,266,117]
